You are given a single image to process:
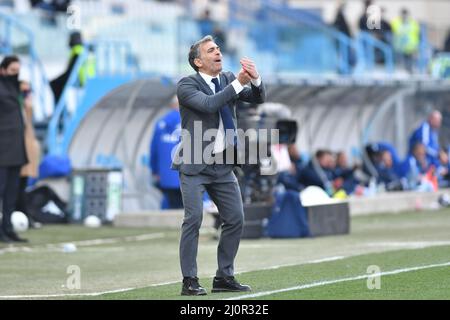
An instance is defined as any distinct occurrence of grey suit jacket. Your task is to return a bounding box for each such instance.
[171,71,266,175]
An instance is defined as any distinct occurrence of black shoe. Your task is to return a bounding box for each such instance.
[6,232,28,243]
[211,276,251,293]
[181,277,207,296]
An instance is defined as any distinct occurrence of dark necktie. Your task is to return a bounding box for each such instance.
[211,77,236,146]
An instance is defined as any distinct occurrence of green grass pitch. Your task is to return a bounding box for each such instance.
[1,209,450,300]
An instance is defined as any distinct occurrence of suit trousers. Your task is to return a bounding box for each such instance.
[0,166,21,235]
[179,163,244,278]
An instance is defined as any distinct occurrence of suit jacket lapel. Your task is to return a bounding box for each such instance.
[219,72,228,88]
[195,72,230,95]
[195,73,214,95]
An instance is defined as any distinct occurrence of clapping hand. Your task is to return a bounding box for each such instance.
[240,57,259,80]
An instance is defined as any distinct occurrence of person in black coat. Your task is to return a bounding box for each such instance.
[334,1,352,38]
[50,31,84,103]
[0,56,29,243]
[333,1,356,68]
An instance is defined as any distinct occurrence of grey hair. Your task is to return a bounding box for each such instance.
[188,35,214,72]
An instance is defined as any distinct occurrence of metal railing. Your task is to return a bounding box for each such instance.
[357,31,395,73]
[228,0,364,75]
[47,40,138,155]
[227,0,400,75]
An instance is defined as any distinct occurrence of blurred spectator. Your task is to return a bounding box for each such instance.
[376,7,392,44]
[273,143,302,192]
[333,1,355,69]
[212,24,228,54]
[401,142,435,191]
[16,81,42,229]
[374,7,392,64]
[196,8,229,56]
[333,1,352,38]
[334,151,360,194]
[197,8,214,37]
[358,2,392,64]
[297,149,337,195]
[358,0,373,32]
[391,8,420,72]
[31,0,71,26]
[360,4,392,43]
[0,55,29,243]
[429,49,450,78]
[50,31,96,104]
[444,29,450,53]
[374,150,403,191]
[149,95,183,209]
[288,144,303,173]
[335,151,349,171]
[408,110,442,167]
[437,148,450,188]
[30,0,70,11]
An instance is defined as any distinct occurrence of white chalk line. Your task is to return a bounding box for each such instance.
[0,256,348,299]
[224,261,450,300]
[1,240,450,299]
[0,232,166,255]
[235,256,346,273]
[366,241,450,249]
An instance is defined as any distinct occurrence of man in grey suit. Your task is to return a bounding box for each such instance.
[172,35,266,295]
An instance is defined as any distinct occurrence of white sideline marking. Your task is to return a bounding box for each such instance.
[224,261,450,300]
[366,241,450,249]
[0,233,166,255]
[0,288,136,299]
[0,279,181,300]
[2,241,449,299]
[4,259,448,300]
[0,255,346,299]
[49,232,166,247]
[308,256,346,264]
[236,256,346,273]
[0,246,34,254]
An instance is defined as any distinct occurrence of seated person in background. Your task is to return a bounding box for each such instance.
[437,148,450,188]
[274,143,303,192]
[408,110,442,167]
[375,150,404,191]
[297,149,339,196]
[401,142,436,191]
[288,144,304,171]
[334,151,361,195]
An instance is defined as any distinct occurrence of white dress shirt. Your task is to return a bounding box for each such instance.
[198,72,262,153]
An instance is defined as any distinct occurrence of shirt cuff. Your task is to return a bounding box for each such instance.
[251,76,262,87]
[231,79,244,94]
